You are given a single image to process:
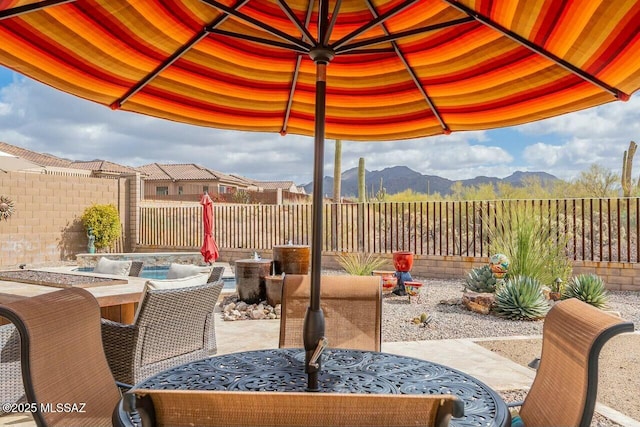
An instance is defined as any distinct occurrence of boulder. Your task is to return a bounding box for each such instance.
[462,291,495,315]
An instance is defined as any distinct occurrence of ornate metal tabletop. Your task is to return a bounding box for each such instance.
[136,348,510,427]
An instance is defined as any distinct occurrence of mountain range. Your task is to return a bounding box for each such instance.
[303,166,559,198]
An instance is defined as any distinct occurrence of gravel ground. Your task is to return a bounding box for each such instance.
[379,276,640,343]
[379,274,640,426]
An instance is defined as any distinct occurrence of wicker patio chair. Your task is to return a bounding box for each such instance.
[508,298,634,427]
[0,322,24,404]
[279,274,382,351]
[207,266,225,283]
[102,280,224,385]
[205,266,225,355]
[128,261,144,277]
[0,288,122,427]
[114,389,464,427]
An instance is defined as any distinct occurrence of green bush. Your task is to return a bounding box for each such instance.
[81,204,121,250]
[337,252,385,276]
[494,275,550,320]
[487,205,572,288]
[563,274,608,308]
[464,265,498,293]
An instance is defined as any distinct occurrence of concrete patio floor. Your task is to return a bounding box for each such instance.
[2,276,639,426]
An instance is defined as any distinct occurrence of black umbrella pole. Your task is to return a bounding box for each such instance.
[304,60,329,391]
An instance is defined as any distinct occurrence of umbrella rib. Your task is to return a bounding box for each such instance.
[200,0,312,52]
[110,30,209,109]
[443,0,629,100]
[358,0,448,132]
[111,0,254,109]
[0,0,74,20]
[281,55,303,135]
[281,0,314,135]
[331,0,421,51]
[323,0,343,47]
[276,0,316,44]
[335,17,473,54]
[209,28,309,53]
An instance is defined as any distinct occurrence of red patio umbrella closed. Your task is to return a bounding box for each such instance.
[200,192,219,265]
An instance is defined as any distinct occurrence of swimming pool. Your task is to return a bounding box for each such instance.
[74,266,236,291]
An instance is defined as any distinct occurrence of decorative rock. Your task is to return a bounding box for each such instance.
[219,295,281,321]
[462,291,495,315]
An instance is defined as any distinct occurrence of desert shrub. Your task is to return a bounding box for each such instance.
[494,275,550,320]
[81,204,121,250]
[487,205,572,288]
[563,274,608,308]
[464,265,498,293]
[337,252,385,276]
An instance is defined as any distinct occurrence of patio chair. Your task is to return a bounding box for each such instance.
[113,389,465,427]
[102,280,224,385]
[0,288,124,427]
[279,274,382,351]
[508,298,634,427]
[207,265,225,283]
[128,261,144,277]
[0,322,24,404]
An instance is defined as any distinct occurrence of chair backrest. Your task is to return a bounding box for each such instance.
[134,281,223,366]
[0,322,24,404]
[207,266,225,283]
[0,288,120,427]
[519,298,634,427]
[114,390,464,427]
[279,275,382,351]
[128,261,144,277]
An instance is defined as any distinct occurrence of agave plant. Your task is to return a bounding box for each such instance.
[563,274,608,308]
[337,252,386,276]
[494,275,550,321]
[464,265,498,293]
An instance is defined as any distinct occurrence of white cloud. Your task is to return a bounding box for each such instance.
[0,73,639,186]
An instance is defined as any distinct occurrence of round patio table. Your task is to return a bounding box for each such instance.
[134,348,510,427]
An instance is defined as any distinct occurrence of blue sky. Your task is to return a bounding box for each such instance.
[1,65,639,185]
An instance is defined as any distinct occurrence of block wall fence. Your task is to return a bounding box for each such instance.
[0,171,638,291]
[0,171,140,268]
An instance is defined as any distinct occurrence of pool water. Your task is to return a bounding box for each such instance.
[74,266,236,291]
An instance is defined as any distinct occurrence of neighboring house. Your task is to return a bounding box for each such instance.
[229,175,309,204]
[137,163,250,199]
[68,160,141,178]
[234,177,307,195]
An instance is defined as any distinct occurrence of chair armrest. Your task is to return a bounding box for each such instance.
[101,319,138,384]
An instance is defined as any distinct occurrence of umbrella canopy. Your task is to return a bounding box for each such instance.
[0,1,638,140]
[200,192,219,264]
[1,0,639,390]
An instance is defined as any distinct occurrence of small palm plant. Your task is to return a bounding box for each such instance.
[337,252,385,276]
[494,275,550,320]
[563,274,608,308]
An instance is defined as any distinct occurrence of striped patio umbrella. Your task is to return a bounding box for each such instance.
[1,0,639,390]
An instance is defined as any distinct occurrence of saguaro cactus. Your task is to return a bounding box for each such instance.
[622,140,637,197]
[358,157,366,202]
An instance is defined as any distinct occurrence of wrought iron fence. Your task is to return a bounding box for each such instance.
[138,198,640,263]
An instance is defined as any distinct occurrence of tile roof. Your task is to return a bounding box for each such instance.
[0,141,72,168]
[69,160,139,174]
[137,163,247,185]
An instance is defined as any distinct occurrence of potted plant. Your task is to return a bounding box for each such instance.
[81,204,121,252]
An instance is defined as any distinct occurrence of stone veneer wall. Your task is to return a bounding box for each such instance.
[0,171,139,269]
[215,249,639,292]
[75,252,204,267]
